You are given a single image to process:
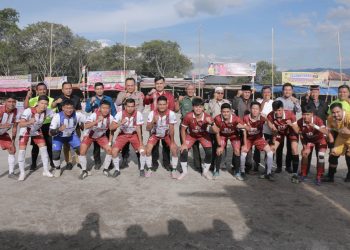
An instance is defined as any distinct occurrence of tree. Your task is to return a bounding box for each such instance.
[141,40,192,77]
[18,22,75,80]
[255,61,282,85]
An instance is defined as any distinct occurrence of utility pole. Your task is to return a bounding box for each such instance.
[49,23,53,96]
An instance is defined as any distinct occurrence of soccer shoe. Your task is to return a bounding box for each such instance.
[285,167,293,174]
[171,170,177,179]
[120,158,128,169]
[18,173,25,181]
[177,172,187,180]
[259,174,274,181]
[145,170,152,178]
[300,176,307,182]
[54,168,61,178]
[274,167,282,174]
[94,162,102,170]
[103,169,111,177]
[112,170,121,178]
[29,164,37,172]
[235,173,244,181]
[322,176,334,183]
[315,178,321,186]
[65,163,73,170]
[43,171,53,178]
[79,170,88,180]
[77,163,82,169]
[291,174,299,184]
[8,173,17,179]
[202,171,212,180]
[344,173,350,182]
[213,171,220,177]
[139,169,145,177]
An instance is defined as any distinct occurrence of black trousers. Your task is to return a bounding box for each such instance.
[31,123,53,166]
[151,139,171,170]
[276,136,292,170]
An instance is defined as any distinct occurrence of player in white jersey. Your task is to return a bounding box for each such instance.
[18,95,54,180]
[79,100,115,180]
[49,99,86,177]
[145,96,178,178]
[111,98,145,177]
[0,95,20,179]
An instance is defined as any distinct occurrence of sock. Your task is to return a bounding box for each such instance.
[8,154,15,174]
[240,152,247,173]
[78,155,87,171]
[346,155,350,174]
[39,146,50,172]
[145,156,152,170]
[180,162,188,174]
[18,150,26,175]
[233,155,240,174]
[301,156,308,177]
[202,163,211,173]
[266,151,273,175]
[292,155,299,174]
[103,154,113,170]
[139,154,146,171]
[53,160,61,169]
[171,157,178,171]
[113,156,120,171]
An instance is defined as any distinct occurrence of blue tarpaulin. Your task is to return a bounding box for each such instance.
[252,84,338,96]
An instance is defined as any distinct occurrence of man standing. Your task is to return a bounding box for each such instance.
[275,83,301,173]
[24,82,55,170]
[175,83,201,171]
[0,95,20,179]
[115,78,144,168]
[144,76,175,171]
[85,82,116,169]
[328,84,350,113]
[52,82,82,170]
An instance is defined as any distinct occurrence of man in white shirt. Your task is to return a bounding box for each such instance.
[18,95,55,180]
[49,99,86,177]
[79,100,116,180]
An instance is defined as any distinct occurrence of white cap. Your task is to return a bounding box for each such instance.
[215,86,224,93]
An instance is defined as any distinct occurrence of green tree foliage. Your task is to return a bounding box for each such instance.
[255,61,282,85]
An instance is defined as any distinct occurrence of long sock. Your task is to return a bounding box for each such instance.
[103,154,113,170]
[8,154,15,174]
[292,155,299,174]
[18,150,26,175]
[139,154,146,171]
[145,156,152,170]
[202,163,211,173]
[39,146,50,173]
[180,162,188,174]
[53,160,61,169]
[346,155,350,175]
[233,155,240,174]
[78,155,87,171]
[171,157,178,171]
[316,163,325,179]
[240,152,247,173]
[301,156,308,177]
[266,151,273,175]
[112,156,120,171]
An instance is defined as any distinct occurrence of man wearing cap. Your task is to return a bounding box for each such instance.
[207,86,231,172]
[175,83,202,171]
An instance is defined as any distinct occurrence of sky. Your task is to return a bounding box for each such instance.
[2,0,350,72]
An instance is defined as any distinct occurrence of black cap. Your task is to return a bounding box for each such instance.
[310,85,320,90]
[241,85,251,91]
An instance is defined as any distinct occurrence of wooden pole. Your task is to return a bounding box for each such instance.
[271,28,275,99]
[49,23,53,96]
[337,31,343,83]
[123,22,127,82]
[198,25,202,97]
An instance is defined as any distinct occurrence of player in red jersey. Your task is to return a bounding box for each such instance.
[241,101,274,181]
[144,95,178,178]
[297,105,328,185]
[214,103,244,178]
[0,95,20,179]
[267,100,300,183]
[178,98,219,180]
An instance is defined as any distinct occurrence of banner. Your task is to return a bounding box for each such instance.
[282,72,329,86]
[87,70,137,90]
[208,63,256,76]
[0,75,31,89]
[44,76,67,89]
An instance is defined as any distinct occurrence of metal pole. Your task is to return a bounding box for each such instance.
[198,25,201,97]
[123,22,127,81]
[271,28,274,99]
[337,31,343,83]
[49,23,53,96]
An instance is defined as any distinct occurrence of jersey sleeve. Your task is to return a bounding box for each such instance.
[20,108,31,121]
[147,111,154,123]
[15,112,21,122]
[109,115,116,125]
[86,113,97,123]
[77,112,87,124]
[315,116,325,127]
[289,112,297,123]
[267,112,274,123]
[47,109,55,118]
[114,112,122,123]
[49,114,60,130]
[136,111,144,125]
[169,111,177,124]
[181,114,190,127]
[214,116,220,126]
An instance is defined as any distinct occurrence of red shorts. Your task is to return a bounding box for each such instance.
[185,134,212,148]
[148,134,172,147]
[82,135,109,148]
[219,135,240,151]
[113,133,141,151]
[302,137,327,152]
[245,137,268,151]
[0,133,14,150]
[19,134,45,148]
[274,133,299,144]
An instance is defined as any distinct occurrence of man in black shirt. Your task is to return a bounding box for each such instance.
[52,82,82,169]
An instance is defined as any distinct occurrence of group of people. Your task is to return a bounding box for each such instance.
[1,76,350,185]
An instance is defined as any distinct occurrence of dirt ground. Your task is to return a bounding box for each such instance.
[0,113,350,250]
